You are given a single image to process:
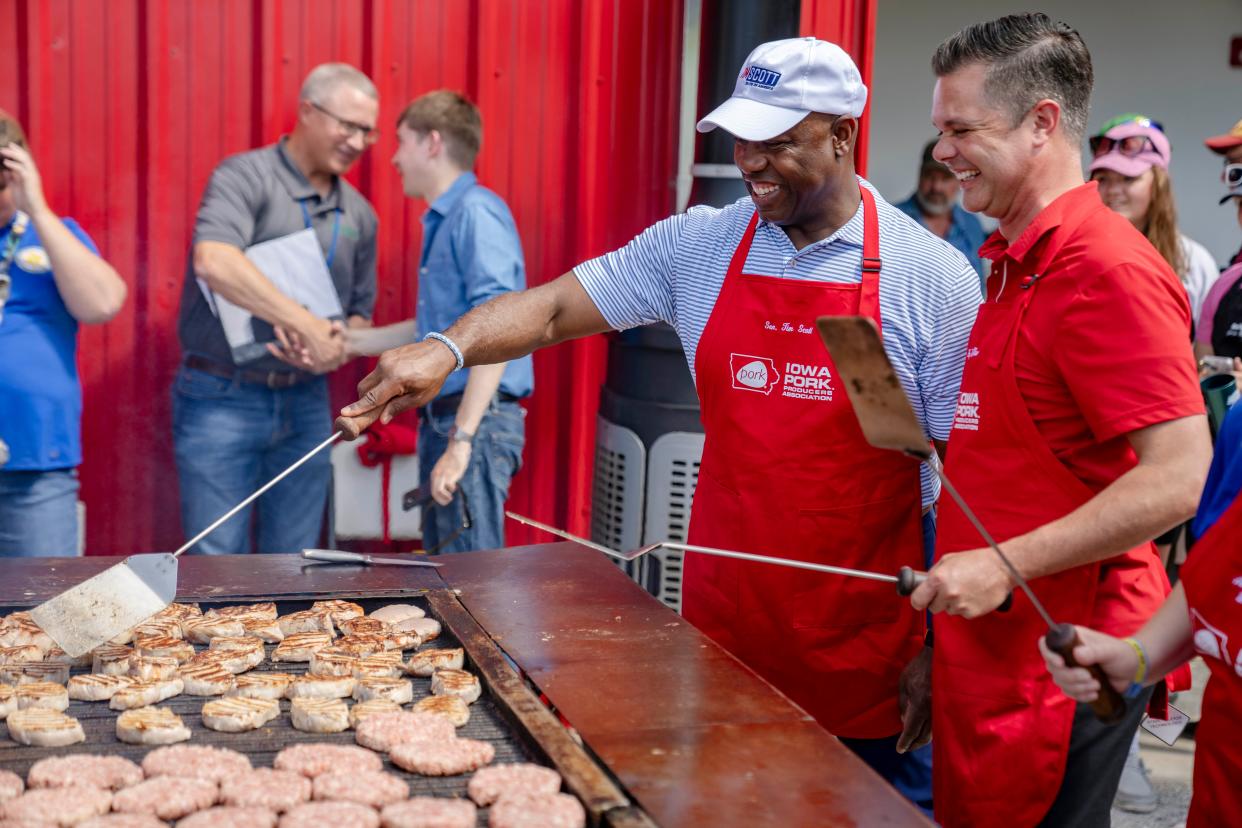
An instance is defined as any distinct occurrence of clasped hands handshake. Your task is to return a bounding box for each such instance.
[266,317,352,374]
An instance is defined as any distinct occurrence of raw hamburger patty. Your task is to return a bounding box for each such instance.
[220,769,311,812]
[354,711,455,752]
[273,744,382,778]
[368,604,424,624]
[312,770,407,807]
[0,784,112,826]
[380,798,476,828]
[390,739,494,776]
[79,815,167,828]
[27,754,143,790]
[176,805,277,828]
[0,770,22,802]
[279,800,379,828]
[112,777,218,820]
[142,744,252,783]
[467,764,562,807]
[486,793,585,828]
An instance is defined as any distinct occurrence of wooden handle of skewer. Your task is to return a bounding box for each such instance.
[1046,622,1126,724]
[895,567,1012,612]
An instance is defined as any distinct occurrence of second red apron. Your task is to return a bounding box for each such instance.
[933,270,1172,827]
[685,186,926,739]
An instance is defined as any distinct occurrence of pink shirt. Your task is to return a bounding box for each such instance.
[1196,263,1242,344]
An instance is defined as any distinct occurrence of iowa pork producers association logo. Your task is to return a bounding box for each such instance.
[730,353,780,395]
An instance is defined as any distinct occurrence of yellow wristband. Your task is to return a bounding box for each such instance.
[1122,637,1148,685]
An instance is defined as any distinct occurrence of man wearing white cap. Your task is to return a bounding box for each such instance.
[334,36,980,806]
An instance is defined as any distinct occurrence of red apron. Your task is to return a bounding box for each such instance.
[1180,493,1242,828]
[933,273,1171,828]
[685,186,925,739]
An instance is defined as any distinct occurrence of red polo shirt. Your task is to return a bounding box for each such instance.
[980,182,1204,494]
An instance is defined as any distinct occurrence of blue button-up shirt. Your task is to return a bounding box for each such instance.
[416,172,533,401]
[895,196,987,279]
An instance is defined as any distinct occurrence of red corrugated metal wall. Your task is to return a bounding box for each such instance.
[0,0,873,555]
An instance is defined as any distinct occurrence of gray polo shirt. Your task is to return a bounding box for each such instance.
[177,137,378,372]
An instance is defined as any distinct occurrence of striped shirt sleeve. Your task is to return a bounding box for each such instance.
[920,261,982,441]
[573,212,697,331]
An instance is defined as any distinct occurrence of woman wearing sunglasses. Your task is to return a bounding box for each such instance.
[1089,114,1218,329]
[1193,130,1242,379]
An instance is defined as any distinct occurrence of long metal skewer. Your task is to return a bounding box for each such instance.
[173,431,343,557]
[505,511,926,594]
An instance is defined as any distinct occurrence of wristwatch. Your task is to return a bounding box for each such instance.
[449,426,475,446]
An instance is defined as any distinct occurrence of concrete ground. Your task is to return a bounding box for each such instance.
[1111,658,1208,828]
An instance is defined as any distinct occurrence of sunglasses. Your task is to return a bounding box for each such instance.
[1088,134,1163,159]
[1224,163,1242,189]
[402,484,472,555]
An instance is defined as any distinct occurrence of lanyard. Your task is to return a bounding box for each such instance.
[299,200,342,270]
[0,211,30,324]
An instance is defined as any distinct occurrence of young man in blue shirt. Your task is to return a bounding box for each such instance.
[347,91,532,553]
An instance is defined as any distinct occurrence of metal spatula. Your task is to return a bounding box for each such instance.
[29,431,343,657]
[816,316,1122,723]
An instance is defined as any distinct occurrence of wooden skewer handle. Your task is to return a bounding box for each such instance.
[1046,622,1126,724]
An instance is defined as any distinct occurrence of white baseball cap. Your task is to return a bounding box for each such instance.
[697,37,867,141]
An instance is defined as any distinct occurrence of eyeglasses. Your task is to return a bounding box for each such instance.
[1088,134,1163,159]
[403,484,472,555]
[310,101,379,145]
[1224,163,1242,189]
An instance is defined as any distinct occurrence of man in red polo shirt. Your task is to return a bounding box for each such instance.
[906,13,1212,828]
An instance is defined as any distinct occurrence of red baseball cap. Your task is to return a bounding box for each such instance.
[1205,119,1242,154]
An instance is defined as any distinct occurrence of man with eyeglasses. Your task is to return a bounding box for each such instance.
[172,62,380,554]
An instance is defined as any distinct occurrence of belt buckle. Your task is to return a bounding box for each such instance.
[265,371,285,389]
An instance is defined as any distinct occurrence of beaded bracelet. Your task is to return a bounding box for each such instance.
[423,331,465,372]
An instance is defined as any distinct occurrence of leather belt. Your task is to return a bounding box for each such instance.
[423,391,520,418]
[184,354,313,389]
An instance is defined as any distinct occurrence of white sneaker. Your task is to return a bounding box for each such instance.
[1114,746,1159,814]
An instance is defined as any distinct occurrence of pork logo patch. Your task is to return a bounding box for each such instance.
[730,353,779,395]
[16,247,51,273]
[953,391,980,431]
[1191,608,1229,665]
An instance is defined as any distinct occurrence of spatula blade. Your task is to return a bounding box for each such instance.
[815,316,933,458]
[29,553,178,657]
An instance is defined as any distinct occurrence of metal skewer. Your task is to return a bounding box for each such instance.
[505,511,929,596]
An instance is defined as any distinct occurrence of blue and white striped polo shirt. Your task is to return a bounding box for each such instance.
[574,178,981,506]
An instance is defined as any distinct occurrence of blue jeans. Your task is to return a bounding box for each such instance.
[172,366,331,554]
[418,399,525,553]
[838,508,936,816]
[0,468,79,556]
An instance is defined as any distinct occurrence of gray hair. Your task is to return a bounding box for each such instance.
[300,63,378,104]
[932,13,1093,143]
